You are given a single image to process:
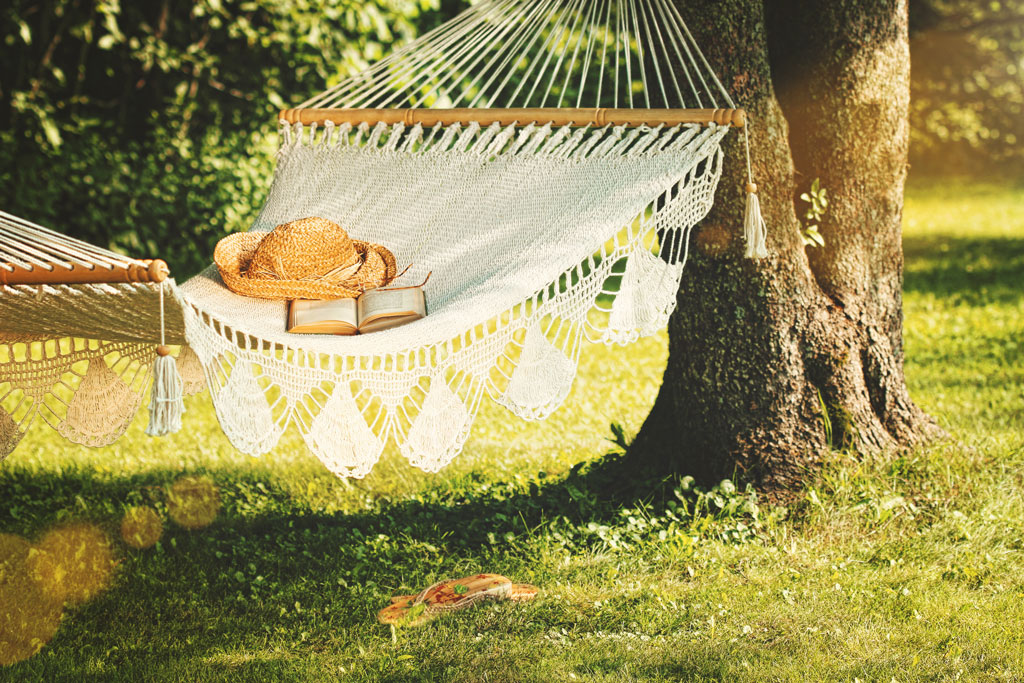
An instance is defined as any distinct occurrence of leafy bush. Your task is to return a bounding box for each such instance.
[0,0,445,277]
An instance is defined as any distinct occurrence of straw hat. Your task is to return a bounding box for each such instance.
[214,217,397,300]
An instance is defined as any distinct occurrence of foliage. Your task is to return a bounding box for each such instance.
[0,182,1022,680]
[798,177,827,248]
[0,0,443,277]
[910,0,1024,174]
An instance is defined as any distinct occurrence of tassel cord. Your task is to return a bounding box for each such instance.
[159,282,166,348]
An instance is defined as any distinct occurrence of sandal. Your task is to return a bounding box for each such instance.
[378,573,538,626]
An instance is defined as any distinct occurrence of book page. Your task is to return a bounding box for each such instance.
[288,298,358,334]
[357,288,425,326]
[291,298,357,327]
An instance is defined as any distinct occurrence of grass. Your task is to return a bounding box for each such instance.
[1,179,1022,681]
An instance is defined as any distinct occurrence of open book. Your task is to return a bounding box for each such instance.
[287,286,426,335]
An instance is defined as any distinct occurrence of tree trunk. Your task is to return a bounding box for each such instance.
[630,0,943,492]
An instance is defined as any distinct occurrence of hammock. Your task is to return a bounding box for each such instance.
[1,0,766,476]
[0,210,198,457]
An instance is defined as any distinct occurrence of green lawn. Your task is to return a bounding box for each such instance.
[1,180,1022,681]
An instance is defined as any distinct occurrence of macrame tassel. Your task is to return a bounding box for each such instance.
[146,346,184,436]
[743,182,769,259]
[146,280,184,436]
[742,120,769,259]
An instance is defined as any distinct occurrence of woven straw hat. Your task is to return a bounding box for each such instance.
[214,217,397,300]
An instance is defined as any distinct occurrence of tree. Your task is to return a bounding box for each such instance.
[631,0,944,492]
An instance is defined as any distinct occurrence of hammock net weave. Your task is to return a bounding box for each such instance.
[2,0,746,477]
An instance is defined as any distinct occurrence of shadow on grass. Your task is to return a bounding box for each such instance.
[0,445,665,543]
[903,234,1024,304]
[0,450,701,679]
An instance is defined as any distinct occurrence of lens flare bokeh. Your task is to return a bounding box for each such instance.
[0,534,63,667]
[167,475,221,530]
[119,506,163,549]
[30,523,117,607]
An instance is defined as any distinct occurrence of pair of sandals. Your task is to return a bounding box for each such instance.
[378,573,538,627]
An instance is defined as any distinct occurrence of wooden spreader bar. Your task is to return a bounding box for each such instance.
[0,259,169,286]
[279,107,746,129]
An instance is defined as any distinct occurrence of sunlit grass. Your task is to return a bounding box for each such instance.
[0,180,1022,681]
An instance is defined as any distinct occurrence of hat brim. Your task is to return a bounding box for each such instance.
[214,231,397,301]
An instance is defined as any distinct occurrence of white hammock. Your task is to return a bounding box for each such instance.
[1,0,764,476]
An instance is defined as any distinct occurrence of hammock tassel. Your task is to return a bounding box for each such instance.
[743,182,768,259]
[742,122,769,259]
[146,282,184,436]
[146,347,184,436]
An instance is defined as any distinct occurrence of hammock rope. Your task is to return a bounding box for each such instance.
[300,0,734,112]
[1,0,769,476]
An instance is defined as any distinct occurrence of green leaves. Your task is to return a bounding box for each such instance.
[39,117,63,149]
[910,0,1024,173]
[802,226,825,248]
[0,0,445,276]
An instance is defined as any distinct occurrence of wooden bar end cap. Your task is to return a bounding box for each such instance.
[146,259,170,283]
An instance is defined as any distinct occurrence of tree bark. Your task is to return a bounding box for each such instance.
[630,0,942,492]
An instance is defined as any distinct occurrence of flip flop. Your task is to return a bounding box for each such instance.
[377,596,433,627]
[378,573,538,626]
[508,583,539,602]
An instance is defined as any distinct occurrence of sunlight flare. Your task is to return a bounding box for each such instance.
[30,523,117,606]
[0,534,63,667]
[167,475,221,530]
[119,506,163,549]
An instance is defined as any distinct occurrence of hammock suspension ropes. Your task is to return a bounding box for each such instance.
[289,0,742,127]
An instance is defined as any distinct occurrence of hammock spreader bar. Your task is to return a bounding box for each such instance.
[0,260,170,286]
[0,210,170,286]
[279,107,747,129]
